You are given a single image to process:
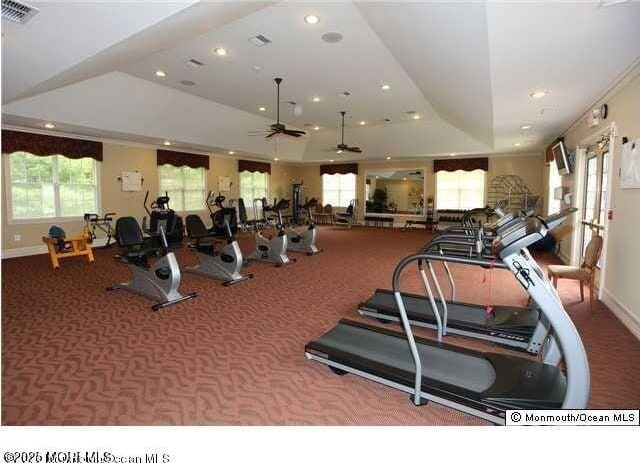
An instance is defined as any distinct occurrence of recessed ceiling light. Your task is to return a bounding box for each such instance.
[521,124,532,130]
[228,151,235,155]
[359,121,366,125]
[413,114,421,120]
[252,65,262,72]
[450,153,456,157]
[164,141,171,146]
[214,47,228,56]
[386,156,391,160]
[304,15,320,24]
[155,70,166,78]
[311,96,321,103]
[403,177,407,181]
[313,126,320,131]
[375,176,379,179]
[337,150,344,154]
[44,123,55,129]
[529,90,547,100]
[514,142,522,147]
[329,159,334,163]
[381,84,391,91]
[274,157,279,161]
[259,106,266,112]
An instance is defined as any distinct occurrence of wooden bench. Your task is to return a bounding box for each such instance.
[42,235,95,269]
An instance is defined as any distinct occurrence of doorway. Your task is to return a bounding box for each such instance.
[578,140,611,292]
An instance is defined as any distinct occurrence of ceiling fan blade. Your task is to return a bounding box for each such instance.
[284,128,306,135]
[282,129,304,137]
[265,132,278,139]
[346,146,362,153]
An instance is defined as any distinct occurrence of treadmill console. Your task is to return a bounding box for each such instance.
[492,218,547,259]
[538,207,578,231]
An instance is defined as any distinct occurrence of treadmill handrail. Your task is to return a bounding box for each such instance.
[391,253,462,406]
[420,249,508,269]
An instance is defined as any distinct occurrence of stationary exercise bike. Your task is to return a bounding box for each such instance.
[108,192,197,311]
[183,192,252,286]
[286,198,321,256]
[247,198,295,266]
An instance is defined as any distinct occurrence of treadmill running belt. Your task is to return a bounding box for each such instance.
[311,321,496,393]
[362,290,539,332]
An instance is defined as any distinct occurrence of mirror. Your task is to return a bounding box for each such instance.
[365,168,425,215]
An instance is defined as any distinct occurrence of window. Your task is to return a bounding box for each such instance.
[322,173,356,208]
[435,169,485,210]
[240,171,269,218]
[7,151,98,220]
[158,164,206,212]
[547,161,562,215]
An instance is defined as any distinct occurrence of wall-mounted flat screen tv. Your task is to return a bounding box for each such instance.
[552,140,571,175]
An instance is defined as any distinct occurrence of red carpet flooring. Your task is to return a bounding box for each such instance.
[2,226,640,425]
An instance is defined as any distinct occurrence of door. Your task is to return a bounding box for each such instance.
[580,149,609,280]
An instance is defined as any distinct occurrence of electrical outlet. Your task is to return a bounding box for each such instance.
[14,234,21,242]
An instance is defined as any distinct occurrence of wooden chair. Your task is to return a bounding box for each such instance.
[42,235,95,269]
[547,235,603,308]
[312,204,333,225]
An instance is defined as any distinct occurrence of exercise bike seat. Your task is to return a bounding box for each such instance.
[186,214,222,255]
[273,199,290,211]
[185,215,211,240]
[116,217,145,247]
[114,217,161,261]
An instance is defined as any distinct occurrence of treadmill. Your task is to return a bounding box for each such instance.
[358,209,576,354]
[305,212,590,424]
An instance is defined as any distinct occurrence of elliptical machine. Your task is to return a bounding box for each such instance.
[108,192,197,311]
[286,197,321,255]
[183,192,252,286]
[141,192,184,245]
[247,198,295,266]
[208,192,239,237]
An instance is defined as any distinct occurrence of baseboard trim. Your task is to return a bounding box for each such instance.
[601,288,640,340]
[2,238,109,260]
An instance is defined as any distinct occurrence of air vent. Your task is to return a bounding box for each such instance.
[249,34,272,47]
[322,32,343,44]
[185,58,204,68]
[180,80,196,86]
[2,0,39,24]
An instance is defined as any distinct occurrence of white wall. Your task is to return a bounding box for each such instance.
[560,67,640,338]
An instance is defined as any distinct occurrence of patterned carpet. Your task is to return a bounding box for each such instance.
[2,226,639,425]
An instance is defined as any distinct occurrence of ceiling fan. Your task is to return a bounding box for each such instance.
[249,78,306,139]
[326,111,362,154]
